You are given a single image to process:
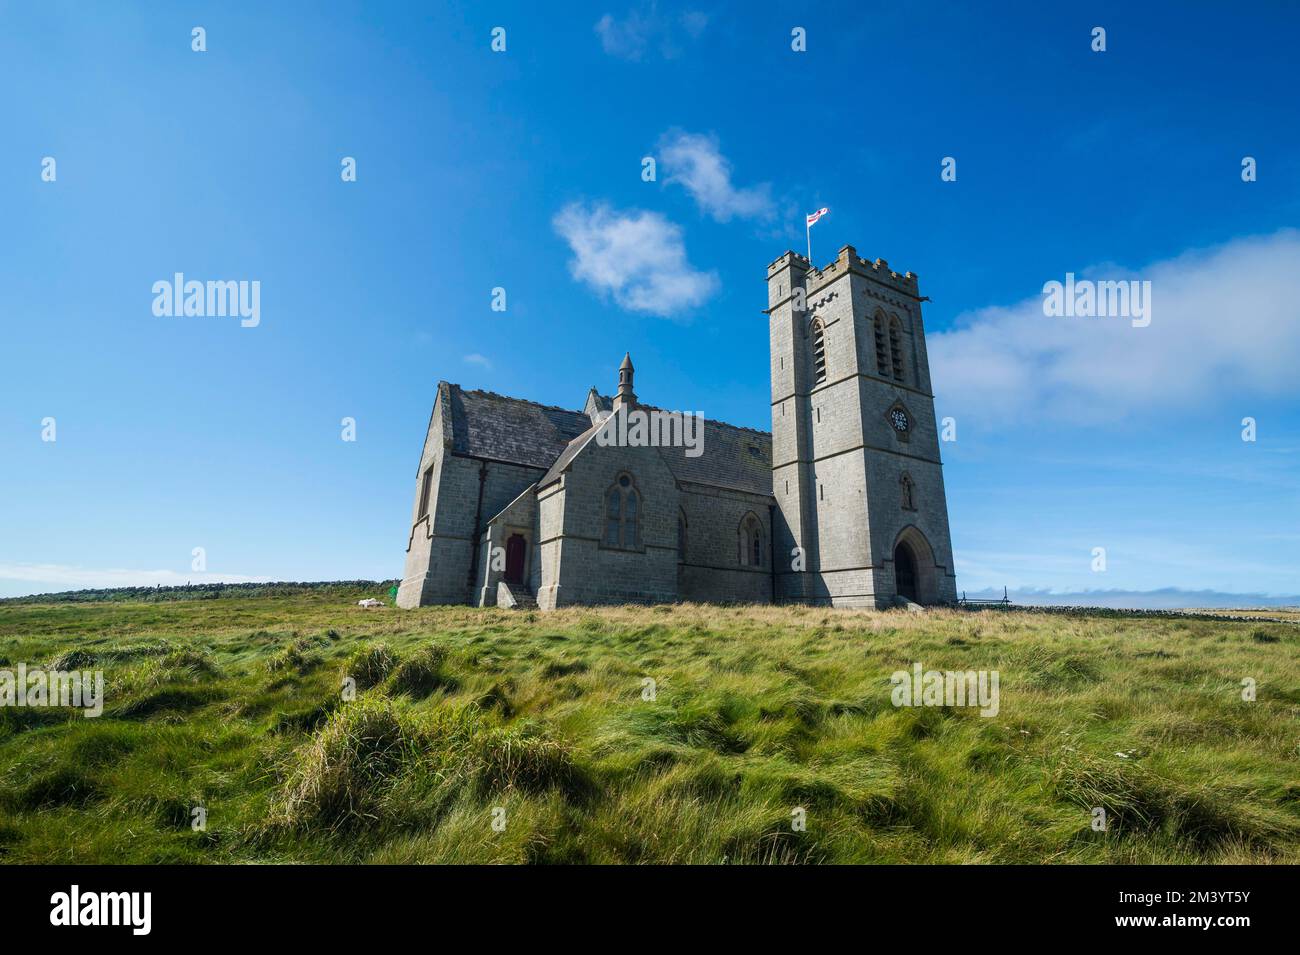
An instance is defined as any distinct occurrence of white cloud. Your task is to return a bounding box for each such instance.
[463,353,492,369]
[595,6,708,61]
[0,562,274,594]
[930,230,1300,424]
[659,129,773,222]
[553,202,718,318]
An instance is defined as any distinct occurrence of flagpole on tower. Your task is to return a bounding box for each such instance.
[804,207,828,266]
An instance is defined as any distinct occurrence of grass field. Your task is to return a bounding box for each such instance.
[1,589,1297,864]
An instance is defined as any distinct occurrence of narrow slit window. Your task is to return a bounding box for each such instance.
[605,487,621,546]
[812,320,827,384]
[739,514,764,568]
[417,465,433,519]
[625,490,639,547]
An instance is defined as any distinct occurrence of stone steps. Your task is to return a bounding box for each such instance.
[497,581,538,609]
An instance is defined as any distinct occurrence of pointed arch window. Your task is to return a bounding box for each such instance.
[605,487,621,546]
[811,319,827,385]
[888,316,905,382]
[604,472,641,549]
[738,513,764,568]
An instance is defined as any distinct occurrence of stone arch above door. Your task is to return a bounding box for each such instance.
[892,525,939,604]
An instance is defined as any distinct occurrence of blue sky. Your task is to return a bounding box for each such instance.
[3,1,1298,603]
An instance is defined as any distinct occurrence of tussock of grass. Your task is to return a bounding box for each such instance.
[341,643,397,690]
[104,650,223,718]
[275,698,424,831]
[100,641,180,662]
[267,639,322,677]
[385,645,456,698]
[272,697,584,835]
[0,705,72,740]
[5,765,103,811]
[475,722,584,797]
[46,648,98,670]
[475,681,515,715]
[114,686,224,719]
[1047,751,1297,847]
[268,696,341,735]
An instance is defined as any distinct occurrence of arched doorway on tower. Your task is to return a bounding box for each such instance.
[893,540,919,603]
[891,526,939,605]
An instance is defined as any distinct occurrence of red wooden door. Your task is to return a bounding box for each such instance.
[505,534,526,584]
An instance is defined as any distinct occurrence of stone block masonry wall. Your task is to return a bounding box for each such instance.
[866,454,958,603]
[398,453,478,606]
[397,390,450,609]
[545,431,679,607]
[677,484,772,603]
[535,483,566,610]
[808,451,872,574]
[399,443,541,606]
[768,251,817,606]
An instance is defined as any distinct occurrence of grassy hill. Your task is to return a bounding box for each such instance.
[1,590,1296,863]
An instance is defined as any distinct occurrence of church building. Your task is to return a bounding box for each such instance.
[397,244,958,610]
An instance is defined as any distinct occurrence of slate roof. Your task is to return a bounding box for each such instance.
[445,385,593,470]
[658,418,772,497]
[538,423,603,488]
[443,383,774,498]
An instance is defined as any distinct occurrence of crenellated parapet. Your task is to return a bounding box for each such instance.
[803,244,920,298]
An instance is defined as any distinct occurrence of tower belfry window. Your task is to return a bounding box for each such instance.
[889,317,905,382]
[812,320,827,384]
[874,314,889,376]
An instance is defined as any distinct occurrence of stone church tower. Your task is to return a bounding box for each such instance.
[767,244,958,607]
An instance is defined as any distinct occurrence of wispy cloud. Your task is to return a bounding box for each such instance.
[659,129,774,223]
[553,201,718,318]
[595,5,709,61]
[463,353,492,369]
[930,229,1300,425]
[0,562,274,595]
